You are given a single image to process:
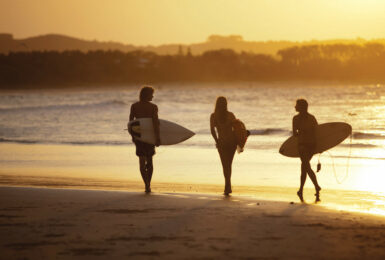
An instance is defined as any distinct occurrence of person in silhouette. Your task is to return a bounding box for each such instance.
[293,99,321,202]
[210,96,237,195]
[129,86,160,193]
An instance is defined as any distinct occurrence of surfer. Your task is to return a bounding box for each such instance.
[293,99,322,202]
[129,86,160,193]
[210,96,237,195]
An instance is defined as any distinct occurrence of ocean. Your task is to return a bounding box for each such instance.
[1,82,385,212]
[2,83,385,148]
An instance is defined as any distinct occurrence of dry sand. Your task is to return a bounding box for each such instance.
[0,186,385,260]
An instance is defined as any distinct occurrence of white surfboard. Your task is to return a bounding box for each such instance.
[279,122,352,158]
[128,118,195,145]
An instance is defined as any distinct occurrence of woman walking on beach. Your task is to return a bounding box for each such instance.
[129,86,160,193]
[292,99,321,202]
[210,96,237,195]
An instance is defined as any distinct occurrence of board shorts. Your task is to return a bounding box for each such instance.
[134,140,155,157]
[298,143,316,162]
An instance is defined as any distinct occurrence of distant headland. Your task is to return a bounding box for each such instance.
[1,33,385,87]
[1,33,385,56]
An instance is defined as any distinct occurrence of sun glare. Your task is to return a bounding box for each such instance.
[353,160,385,194]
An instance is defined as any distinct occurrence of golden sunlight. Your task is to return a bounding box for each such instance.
[1,0,385,44]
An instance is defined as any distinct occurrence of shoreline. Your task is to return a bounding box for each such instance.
[1,142,381,193]
[0,186,384,259]
[1,174,385,218]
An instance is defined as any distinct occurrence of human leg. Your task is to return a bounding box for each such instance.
[225,146,236,193]
[138,156,148,188]
[300,146,321,201]
[296,159,307,202]
[299,161,308,193]
[307,168,321,201]
[303,149,321,195]
[218,142,236,195]
[307,168,321,191]
[298,145,312,202]
[145,156,153,192]
[135,140,155,193]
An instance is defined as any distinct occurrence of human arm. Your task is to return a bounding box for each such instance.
[292,116,299,136]
[153,105,161,147]
[229,112,236,125]
[311,115,318,143]
[129,105,135,122]
[210,114,219,145]
[313,115,318,126]
[128,105,135,137]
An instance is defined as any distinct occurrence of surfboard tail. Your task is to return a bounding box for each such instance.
[233,119,248,152]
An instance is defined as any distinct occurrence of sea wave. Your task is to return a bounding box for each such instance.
[0,138,129,146]
[249,128,289,136]
[339,143,378,148]
[0,100,128,112]
[353,132,385,140]
[194,128,289,136]
[331,155,385,161]
[0,138,39,144]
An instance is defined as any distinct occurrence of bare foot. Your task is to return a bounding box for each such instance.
[297,191,304,202]
[315,186,321,202]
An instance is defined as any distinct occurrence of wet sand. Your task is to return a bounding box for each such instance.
[1,186,385,259]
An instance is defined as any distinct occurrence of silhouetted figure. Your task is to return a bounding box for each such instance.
[210,97,237,195]
[129,86,160,193]
[293,99,321,202]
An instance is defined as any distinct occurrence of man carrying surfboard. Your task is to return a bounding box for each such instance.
[129,86,160,193]
[293,99,322,202]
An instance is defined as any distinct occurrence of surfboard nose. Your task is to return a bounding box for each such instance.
[346,124,352,134]
[128,118,195,145]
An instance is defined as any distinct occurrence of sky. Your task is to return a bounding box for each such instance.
[1,0,385,45]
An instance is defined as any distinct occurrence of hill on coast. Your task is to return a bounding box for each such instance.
[1,33,384,56]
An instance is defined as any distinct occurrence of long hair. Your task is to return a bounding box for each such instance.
[214,96,228,123]
[139,86,154,102]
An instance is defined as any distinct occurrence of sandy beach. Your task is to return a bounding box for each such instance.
[1,186,384,260]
